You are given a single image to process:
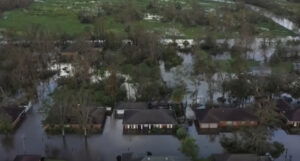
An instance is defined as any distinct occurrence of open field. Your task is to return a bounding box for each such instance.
[0,0,296,38]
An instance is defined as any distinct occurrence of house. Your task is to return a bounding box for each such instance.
[195,108,258,129]
[0,106,26,128]
[13,155,43,161]
[283,108,300,128]
[212,153,271,161]
[275,99,300,128]
[44,107,106,133]
[123,109,177,134]
[276,99,292,112]
[115,102,149,118]
[149,100,184,110]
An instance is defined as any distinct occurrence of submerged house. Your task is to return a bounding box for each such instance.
[0,106,26,128]
[115,102,149,118]
[123,109,177,134]
[44,107,106,133]
[195,108,258,129]
[283,108,300,128]
[276,99,300,128]
[212,153,271,161]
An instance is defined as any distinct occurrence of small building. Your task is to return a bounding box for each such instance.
[1,106,26,128]
[283,108,300,128]
[123,109,177,134]
[195,108,258,130]
[115,102,149,119]
[212,153,271,161]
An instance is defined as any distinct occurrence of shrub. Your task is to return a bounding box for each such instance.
[78,11,97,24]
[176,127,188,140]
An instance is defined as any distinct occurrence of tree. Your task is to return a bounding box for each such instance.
[0,111,13,134]
[181,137,199,161]
[45,87,74,136]
[176,127,188,140]
[220,127,285,158]
[74,88,95,137]
[193,49,218,105]
[171,84,186,104]
[222,75,254,106]
[254,98,283,129]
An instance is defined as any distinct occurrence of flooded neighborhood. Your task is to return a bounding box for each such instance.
[1,0,300,161]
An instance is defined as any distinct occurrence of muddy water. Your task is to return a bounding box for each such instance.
[0,77,223,161]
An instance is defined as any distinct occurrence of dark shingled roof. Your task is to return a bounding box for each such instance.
[123,109,177,124]
[116,102,149,110]
[213,154,271,161]
[276,99,291,112]
[13,155,42,161]
[1,106,25,121]
[90,108,106,124]
[284,108,300,121]
[195,108,257,123]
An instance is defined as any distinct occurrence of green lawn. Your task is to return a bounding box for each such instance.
[0,0,296,38]
[271,61,293,74]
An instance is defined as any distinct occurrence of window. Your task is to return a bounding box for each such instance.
[226,121,233,126]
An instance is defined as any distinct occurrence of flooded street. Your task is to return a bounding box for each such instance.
[0,77,223,161]
[0,107,222,161]
[0,42,300,161]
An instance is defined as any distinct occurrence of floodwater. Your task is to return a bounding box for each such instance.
[1,5,300,159]
[247,5,300,34]
[0,78,224,161]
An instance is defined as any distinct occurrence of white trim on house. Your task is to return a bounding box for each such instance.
[117,109,125,115]
[200,123,218,129]
[124,124,175,129]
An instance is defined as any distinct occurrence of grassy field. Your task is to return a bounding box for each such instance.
[0,0,296,38]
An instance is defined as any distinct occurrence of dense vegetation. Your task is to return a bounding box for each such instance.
[0,0,295,38]
[0,0,33,13]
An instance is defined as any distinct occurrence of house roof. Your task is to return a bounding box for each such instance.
[116,102,149,110]
[284,108,300,121]
[195,108,257,123]
[123,109,177,124]
[149,100,181,109]
[48,107,106,124]
[276,99,291,112]
[90,108,106,124]
[13,155,42,161]
[1,106,25,121]
[213,154,271,161]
